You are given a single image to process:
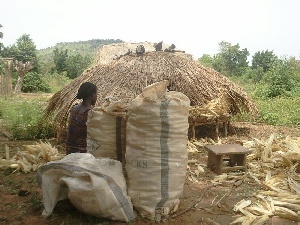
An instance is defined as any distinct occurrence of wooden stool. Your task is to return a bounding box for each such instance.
[205,144,253,175]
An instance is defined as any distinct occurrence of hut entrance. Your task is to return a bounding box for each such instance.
[0,58,13,96]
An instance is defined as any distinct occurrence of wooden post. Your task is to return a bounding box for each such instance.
[223,121,228,137]
[192,123,196,139]
[215,121,219,140]
[0,58,13,96]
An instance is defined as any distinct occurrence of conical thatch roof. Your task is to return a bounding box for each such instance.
[44,50,257,135]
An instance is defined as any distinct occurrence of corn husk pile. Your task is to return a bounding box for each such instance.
[229,134,300,223]
[189,92,232,123]
[186,134,300,223]
[0,141,64,173]
[187,138,222,183]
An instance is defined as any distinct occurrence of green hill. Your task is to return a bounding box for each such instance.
[37,39,123,73]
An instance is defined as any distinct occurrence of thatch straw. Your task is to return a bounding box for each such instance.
[44,51,258,136]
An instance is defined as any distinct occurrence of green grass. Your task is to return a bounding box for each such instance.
[0,96,55,140]
[256,97,300,126]
[232,97,300,126]
[42,72,71,93]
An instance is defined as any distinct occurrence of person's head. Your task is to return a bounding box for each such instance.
[76,82,97,105]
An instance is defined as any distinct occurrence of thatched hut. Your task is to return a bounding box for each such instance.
[44,44,257,138]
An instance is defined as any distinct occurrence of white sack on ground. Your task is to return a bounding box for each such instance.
[125,80,190,220]
[36,153,135,222]
[86,104,126,162]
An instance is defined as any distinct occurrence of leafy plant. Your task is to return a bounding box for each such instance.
[21,72,51,93]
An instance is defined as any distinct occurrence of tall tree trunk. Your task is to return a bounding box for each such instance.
[14,75,25,94]
[13,60,34,94]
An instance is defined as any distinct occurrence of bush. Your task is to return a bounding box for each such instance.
[266,73,295,98]
[21,72,51,93]
[245,67,264,83]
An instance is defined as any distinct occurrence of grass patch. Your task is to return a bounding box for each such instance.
[229,75,300,126]
[232,92,300,126]
[256,97,300,126]
[0,95,55,140]
[42,73,71,93]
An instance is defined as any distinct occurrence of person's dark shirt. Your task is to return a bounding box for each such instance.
[66,106,91,155]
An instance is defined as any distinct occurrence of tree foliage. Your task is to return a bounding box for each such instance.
[197,41,299,100]
[0,24,3,54]
[1,34,38,72]
[37,39,123,74]
[252,50,277,72]
[52,47,68,74]
[198,54,213,68]
[0,24,4,73]
[21,72,51,93]
[66,54,92,79]
[212,41,249,76]
[2,34,37,62]
[266,57,297,98]
[51,47,92,78]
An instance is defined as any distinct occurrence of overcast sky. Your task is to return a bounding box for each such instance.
[1,0,300,59]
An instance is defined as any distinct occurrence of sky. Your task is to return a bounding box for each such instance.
[1,0,300,60]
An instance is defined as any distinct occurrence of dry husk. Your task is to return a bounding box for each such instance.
[187,134,300,223]
[231,134,300,222]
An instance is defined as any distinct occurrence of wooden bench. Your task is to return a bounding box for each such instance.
[205,144,253,175]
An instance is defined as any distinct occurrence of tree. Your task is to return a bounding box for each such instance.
[212,41,249,76]
[0,24,3,55]
[0,24,4,73]
[252,50,278,73]
[198,54,213,68]
[14,60,34,94]
[1,34,38,71]
[264,57,297,98]
[52,47,68,74]
[0,34,38,94]
[66,54,92,79]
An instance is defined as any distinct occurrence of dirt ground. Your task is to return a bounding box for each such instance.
[0,122,299,225]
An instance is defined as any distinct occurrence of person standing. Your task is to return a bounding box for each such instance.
[66,82,97,155]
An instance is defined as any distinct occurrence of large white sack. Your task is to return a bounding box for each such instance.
[86,104,126,162]
[125,80,190,220]
[36,153,135,222]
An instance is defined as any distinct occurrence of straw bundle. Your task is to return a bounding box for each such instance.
[44,50,257,136]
